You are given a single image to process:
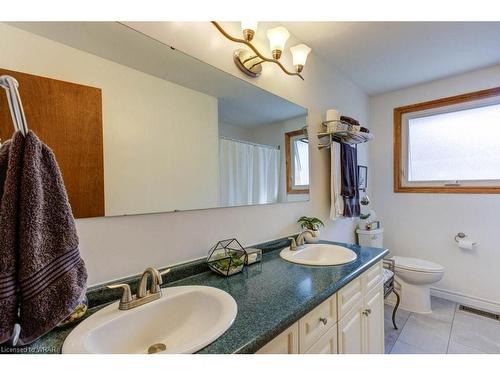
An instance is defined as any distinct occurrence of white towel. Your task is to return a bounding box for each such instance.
[330,142,344,220]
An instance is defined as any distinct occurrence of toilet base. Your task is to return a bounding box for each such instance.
[395,276,433,314]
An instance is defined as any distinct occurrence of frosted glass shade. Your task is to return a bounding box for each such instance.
[290,44,311,67]
[266,26,290,53]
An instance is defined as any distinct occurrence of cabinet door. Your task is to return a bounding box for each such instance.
[337,300,363,354]
[256,323,299,354]
[363,283,385,354]
[305,324,338,354]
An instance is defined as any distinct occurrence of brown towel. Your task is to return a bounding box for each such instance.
[0,133,24,344]
[16,131,87,344]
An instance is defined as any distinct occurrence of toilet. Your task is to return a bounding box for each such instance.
[391,256,444,314]
[356,228,445,314]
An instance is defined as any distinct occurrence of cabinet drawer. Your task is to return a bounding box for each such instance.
[363,262,383,293]
[299,294,337,352]
[305,324,338,354]
[337,277,362,319]
[256,323,299,354]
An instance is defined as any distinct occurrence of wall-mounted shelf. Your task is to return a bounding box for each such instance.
[318,120,374,149]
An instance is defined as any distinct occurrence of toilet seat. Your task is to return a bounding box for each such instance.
[392,256,444,273]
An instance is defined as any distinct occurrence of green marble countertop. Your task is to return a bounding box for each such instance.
[6,240,388,354]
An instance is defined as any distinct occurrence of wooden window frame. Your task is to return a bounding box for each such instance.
[394,86,500,194]
[285,129,310,195]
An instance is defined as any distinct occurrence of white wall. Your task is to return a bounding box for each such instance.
[369,64,500,311]
[0,23,220,217]
[104,81,219,216]
[4,22,369,285]
[218,122,256,143]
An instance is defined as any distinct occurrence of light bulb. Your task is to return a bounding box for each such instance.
[290,44,311,73]
[266,26,290,59]
[241,21,258,41]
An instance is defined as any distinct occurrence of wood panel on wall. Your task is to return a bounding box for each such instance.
[0,68,104,218]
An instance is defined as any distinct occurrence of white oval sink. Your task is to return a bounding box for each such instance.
[62,285,237,354]
[280,244,357,266]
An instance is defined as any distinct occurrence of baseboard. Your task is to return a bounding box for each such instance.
[431,287,500,314]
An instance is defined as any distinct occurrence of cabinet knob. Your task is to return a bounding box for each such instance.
[319,317,328,325]
[362,308,372,316]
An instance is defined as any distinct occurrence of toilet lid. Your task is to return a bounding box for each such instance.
[392,256,444,273]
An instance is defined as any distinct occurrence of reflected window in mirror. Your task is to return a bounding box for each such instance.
[285,129,310,194]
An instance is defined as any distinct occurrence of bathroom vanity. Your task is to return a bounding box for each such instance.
[257,261,384,354]
[11,238,388,354]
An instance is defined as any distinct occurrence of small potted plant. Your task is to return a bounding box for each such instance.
[297,216,325,243]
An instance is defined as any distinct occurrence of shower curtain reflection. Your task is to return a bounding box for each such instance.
[219,138,280,206]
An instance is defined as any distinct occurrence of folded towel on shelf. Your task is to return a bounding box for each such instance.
[17,131,87,345]
[340,115,360,126]
[0,132,24,344]
[338,115,370,134]
[340,143,360,218]
[329,141,344,220]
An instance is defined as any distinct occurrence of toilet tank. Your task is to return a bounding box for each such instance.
[356,228,384,248]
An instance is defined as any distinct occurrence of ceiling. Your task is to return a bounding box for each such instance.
[283,22,500,95]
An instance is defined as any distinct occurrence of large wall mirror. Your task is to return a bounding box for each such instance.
[0,22,309,218]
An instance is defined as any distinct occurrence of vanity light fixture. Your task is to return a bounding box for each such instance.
[241,21,258,41]
[211,21,310,80]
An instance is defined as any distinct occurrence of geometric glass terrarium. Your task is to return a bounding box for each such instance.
[207,238,248,277]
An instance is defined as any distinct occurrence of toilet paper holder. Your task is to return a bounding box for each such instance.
[454,232,467,243]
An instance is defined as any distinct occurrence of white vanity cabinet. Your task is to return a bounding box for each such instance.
[256,324,299,354]
[256,261,384,354]
[337,299,364,354]
[363,282,385,354]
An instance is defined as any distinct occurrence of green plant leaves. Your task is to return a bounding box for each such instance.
[297,216,325,231]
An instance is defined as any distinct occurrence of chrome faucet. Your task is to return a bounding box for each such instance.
[108,267,171,310]
[288,229,315,251]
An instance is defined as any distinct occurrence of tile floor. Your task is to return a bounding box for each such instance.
[384,296,500,354]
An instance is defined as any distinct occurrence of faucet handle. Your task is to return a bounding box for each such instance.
[159,268,171,285]
[107,283,133,304]
[288,237,297,250]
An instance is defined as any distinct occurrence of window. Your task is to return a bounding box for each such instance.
[394,87,500,193]
[285,129,309,194]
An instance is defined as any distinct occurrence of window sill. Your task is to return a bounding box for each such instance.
[394,185,500,194]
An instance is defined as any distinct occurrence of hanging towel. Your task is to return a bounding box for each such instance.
[17,131,87,345]
[0,133,24,344]
[340,143,360,218]
[329,141,344,220]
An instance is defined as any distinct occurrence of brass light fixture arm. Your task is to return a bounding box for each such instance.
[211,21,304,80]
